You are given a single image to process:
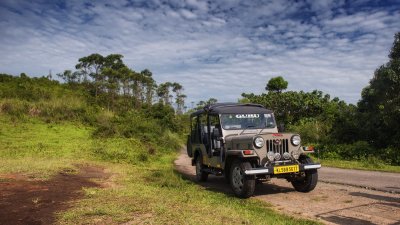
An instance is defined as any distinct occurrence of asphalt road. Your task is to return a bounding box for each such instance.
[319,167,400,193]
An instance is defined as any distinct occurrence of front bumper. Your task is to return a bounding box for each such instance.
[244,163,321,175]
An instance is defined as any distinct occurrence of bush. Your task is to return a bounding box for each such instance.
[318,141,374,161]
[0,99,30,119]
[288,118,330,144]
[0,97,97,123]
[381,147,400,165]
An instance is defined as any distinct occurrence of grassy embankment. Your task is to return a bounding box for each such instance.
[314,157,400,173]
[0,115,318,225]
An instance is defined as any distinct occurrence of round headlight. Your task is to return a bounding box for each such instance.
[254,136,264,148]
[291,135,301,146]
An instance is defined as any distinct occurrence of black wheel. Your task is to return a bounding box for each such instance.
[291,156,318,192]
[195,154,208,182]
[229,160,255,198]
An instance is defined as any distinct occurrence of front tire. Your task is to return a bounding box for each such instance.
[229,160,255,198]
[195,154,208,182]
[291,156,318,192]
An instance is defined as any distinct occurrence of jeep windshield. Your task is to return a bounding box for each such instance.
[220,113,276,130]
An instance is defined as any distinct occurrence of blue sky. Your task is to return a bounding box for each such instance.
[0,0,399,106]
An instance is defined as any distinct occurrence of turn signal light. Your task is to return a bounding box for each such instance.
[303,146,315,151]
[243,150,254,155]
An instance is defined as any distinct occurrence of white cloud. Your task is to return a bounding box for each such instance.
[0,0,399,106]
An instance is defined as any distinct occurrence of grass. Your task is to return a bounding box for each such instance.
[312,156,400,173]
[0,116,93,178]
[0,115,319,225]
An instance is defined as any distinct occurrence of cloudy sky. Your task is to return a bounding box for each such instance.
[0,0,399,105]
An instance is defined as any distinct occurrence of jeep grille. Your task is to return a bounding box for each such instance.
[266,139,289,155]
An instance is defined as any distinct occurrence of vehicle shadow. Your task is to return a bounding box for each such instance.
[318,215,376,225]
[349,192,400,205]
[173,169,295,197]
[315,202,400,225]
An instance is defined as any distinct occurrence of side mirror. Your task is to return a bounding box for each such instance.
[212,128,222,150]
[213,127,221,138]
[278,123,285,132]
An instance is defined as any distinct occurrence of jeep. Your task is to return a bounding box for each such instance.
[187,103,321,198]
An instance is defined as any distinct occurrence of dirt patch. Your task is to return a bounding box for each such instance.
[0,165,110,225]
[175,150,400,225]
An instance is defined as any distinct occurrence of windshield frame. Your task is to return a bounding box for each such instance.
[219,113,277,131]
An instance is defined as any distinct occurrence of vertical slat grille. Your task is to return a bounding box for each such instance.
[266,139,289,153]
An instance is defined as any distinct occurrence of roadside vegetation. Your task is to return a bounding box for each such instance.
[0,54,318,224]
[240,32,400,169]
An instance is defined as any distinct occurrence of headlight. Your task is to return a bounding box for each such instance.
[291,135,301,146]
[254,136,264,148]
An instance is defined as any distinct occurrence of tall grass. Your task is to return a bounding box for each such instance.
[0,97,97,123]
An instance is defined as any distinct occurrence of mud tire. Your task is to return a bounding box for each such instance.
[291,156,318,192]
[195,153,208,182]
[229,160,255,198]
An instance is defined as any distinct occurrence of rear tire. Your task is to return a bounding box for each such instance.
[229,160,255,198]
[291,156,318,192]
[195,154,208,182]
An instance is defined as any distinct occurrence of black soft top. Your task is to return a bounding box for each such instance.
[191,103,273,117]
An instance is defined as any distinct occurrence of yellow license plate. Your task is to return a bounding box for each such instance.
[274,165,299,174]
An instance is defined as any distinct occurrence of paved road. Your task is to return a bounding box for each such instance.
[175,150,400,225]
[319,167,400,193]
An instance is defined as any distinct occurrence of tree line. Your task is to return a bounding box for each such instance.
[241,32,400,165]
[57,53,186,113]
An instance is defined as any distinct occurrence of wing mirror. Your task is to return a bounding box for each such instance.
[212,127,221,138]
[278,123,285,132]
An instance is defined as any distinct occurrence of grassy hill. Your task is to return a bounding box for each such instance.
[0,73,318,224]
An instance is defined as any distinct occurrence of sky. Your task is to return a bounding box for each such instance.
[0,0,399,106]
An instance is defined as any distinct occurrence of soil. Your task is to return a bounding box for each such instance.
[0,165,110,225]
[175,150,400,225]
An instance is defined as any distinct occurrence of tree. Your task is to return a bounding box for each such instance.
[156,82,172,105]
[75,53,105,99]
[195,98,218,110]
[141,69,156,105]
[75,53,104,82]
[265,76,288,93]
[172,82,184,113]
[57,70,82,84]
[358,32,400,148]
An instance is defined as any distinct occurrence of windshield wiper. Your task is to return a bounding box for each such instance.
[239,125,256,135]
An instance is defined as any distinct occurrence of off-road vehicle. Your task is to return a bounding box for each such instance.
[187,103,321,198]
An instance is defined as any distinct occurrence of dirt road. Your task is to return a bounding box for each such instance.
[174,151,400,225]
[0,165,110,225]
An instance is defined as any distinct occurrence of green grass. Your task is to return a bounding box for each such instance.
[0,116,93,178]
[311,156,400,173]
[0,115,319,224]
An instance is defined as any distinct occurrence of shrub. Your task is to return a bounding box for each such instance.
[318,141,374,161]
